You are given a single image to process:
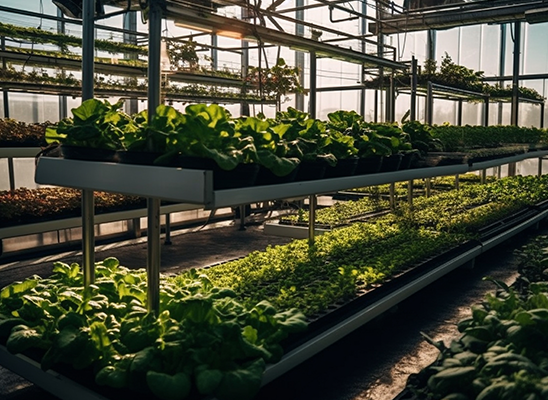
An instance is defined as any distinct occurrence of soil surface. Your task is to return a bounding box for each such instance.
[0,215,541,400]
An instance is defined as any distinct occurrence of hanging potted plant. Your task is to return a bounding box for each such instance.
[245,58,307,111]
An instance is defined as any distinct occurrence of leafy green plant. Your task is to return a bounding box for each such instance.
[234,116,300,177]
[176,103,257,170]
[0,258,307,400]
[364,52,545,102]
[122,104,186,164]
[405,237,548,400]
[245,58,306,109]
[45,99,134,151]
[279,196,389,228]
[273,107,338,165]
[361,122,412,155]
[431,124,548,152]
[0,21,147,56]
[401,120,444,155]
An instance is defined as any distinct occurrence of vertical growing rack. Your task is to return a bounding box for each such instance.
[4,1,548,399]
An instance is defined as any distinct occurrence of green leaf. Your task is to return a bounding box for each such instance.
[1,279,37,299]
[214,358,265,400]
[89,321,111,349]
[195,368,224,395]
[256,149,299,177]
[146,371,192,400]
[242,325,258,344]
[96,365,129,389]
[71,99,108,122]
[6,327,44,354]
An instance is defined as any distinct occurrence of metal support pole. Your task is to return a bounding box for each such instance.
[57,9,68,120]
[483,96,489,126]
[377,29,384,122]
[1,37,10,119]
[308,195,316,245]
[510,21,521,126]
[389,182,396,210]
[239,205,246,231]
[457,100,463,126]
[164,214,172,245]
[82,0,95,102]
[82,189,95,286]
[147,0,163,314]
[410,57,417,121]
[7,157,15,190]
[359,1,367,117]
[427,29,436,61]
[374,90,379,122]
[240,7,250,116]
[481,169,487,184]
[455,174,460,190]
[295,0,305,112]
[538,157,543,177]
[123,11,138,115]
[407,180,413,210]
[498,24,507,126]
[211,34,218,70]
[82,0,96,287]
[309,51,317,119]
[426,81,433,125]
[128,217,141,238]
[386,73,395,122]
[147,198,161,313]
[2,36,13,190]
[425,177,431,197]
[541,102,545,128]
[508,162,517,176]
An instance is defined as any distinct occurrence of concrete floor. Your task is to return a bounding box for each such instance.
[0,215,536,400]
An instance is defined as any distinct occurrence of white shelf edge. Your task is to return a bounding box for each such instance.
[0,345,110,400]
[480,208,548,252]
[0,203,199,239]
[263,222,330,239]
[35,157,214,205]
[34,152,548,210]
[468,150,548,171]
[0,147,42,158]
[212,164,470,208]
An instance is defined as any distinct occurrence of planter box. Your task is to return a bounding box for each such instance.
[423,152,468,167]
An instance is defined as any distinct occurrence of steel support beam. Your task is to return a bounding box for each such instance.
[147,0,163,314]
[511,21,521,126]
[375,0,548,34]
[81,0,96,287]
[165,4,405,70]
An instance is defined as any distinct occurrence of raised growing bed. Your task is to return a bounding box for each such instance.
[392,232,548,400]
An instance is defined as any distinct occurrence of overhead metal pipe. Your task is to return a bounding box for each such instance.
[165,3,406,70]
[410,56,417,121]
[376,0,548,33]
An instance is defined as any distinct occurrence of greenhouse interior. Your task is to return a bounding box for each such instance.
[4,0,548,399]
